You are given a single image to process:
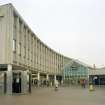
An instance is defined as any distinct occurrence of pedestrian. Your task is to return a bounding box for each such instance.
[55,80,59,91]
[80,79,83,87]
[83,79,86,88]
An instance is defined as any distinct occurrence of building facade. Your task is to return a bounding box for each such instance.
[63,60,89,85]
[89,67,105,85]
[0,3,71,94]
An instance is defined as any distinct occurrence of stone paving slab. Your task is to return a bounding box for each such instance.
[0,86,105,105]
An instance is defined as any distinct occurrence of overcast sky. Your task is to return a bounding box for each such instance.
[0,0,105,67]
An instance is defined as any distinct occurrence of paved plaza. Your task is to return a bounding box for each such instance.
[0,86,105,105]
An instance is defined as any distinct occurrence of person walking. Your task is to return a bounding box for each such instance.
[83,79,86,88]
[55,80,59,91]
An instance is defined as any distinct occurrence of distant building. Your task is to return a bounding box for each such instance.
[63,59,89,85]
[89,67,105,85]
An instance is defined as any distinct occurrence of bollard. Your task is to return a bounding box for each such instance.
[89,84,94,91]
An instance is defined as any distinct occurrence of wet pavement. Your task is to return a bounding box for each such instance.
[0,86,105,105]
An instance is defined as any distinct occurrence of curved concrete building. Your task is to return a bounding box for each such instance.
[0,3,71,94]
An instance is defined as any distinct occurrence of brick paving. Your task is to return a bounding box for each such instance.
[0,86,105,105]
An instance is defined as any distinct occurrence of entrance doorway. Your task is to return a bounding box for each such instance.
[12,72,21,93]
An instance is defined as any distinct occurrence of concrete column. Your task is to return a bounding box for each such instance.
[98,76,100,87]
[21,71,28,94]
[7,65,12,95]
[61,79,63,85]
[54,75,57,85]
[37,72,40,81]
[46,74,49,80]
[37,72,40,87]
